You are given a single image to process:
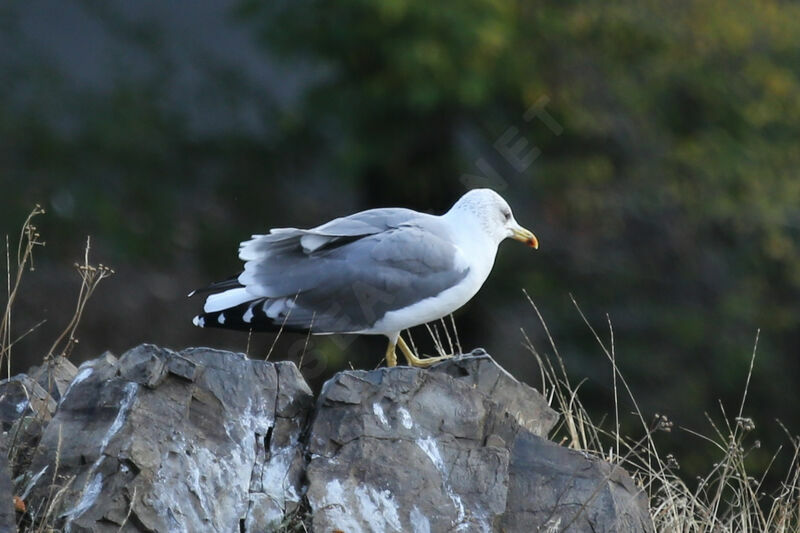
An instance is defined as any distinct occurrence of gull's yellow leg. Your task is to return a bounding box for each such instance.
[385,338,398,367]
[396,336,453,368]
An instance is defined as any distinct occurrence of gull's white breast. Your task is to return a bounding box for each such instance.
[360,231,498,336]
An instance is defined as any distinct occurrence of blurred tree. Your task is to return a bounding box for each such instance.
[239,0,800,480]
[2,0,799,488]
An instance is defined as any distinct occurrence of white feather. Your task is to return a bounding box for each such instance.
[264,299,287,319]
[242,303,255,323]
[300,234,332,253]
[203,287,252,313]
[238,261,266,296]
[238,235,267,261]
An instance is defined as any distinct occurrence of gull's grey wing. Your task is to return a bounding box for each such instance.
[239,207,422,260]
[196,215,469,333]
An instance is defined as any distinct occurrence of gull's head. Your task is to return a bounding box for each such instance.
[448,189,538,248]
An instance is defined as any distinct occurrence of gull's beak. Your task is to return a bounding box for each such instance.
[510,224,539,249]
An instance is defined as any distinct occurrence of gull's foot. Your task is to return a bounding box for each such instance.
[385,339,398,367]
[396,337,453,368]
[406,353,453,368]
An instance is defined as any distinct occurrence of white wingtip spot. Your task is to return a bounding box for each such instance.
[192,316,205,327]
[243,304,255,323]
[187,289,197,298]
[217,313,226,325]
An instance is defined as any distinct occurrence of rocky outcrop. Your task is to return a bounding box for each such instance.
[305,352,651,532]
[19,345,312,532]
[2,345,653,532]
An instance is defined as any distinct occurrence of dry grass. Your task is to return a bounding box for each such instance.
[405,313,462,360]
[1,205,46,379]
[1,208,114,374]
[1,207,114,531]
[45,236,114,361]
[274,503,312,532]
[522,290,800,533]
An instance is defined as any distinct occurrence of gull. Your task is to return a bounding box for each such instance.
[191,188,538,367]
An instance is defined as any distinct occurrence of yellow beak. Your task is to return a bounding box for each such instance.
[510,225,539,249]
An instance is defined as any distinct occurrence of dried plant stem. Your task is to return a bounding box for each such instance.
[1,205,46,378]
[46,236,114,359]
[2,209,119,532]
[424,322,443,356]
[117,486,137,532]
[4,234,8,379]
[298,312,315,370]
[448,313,461,355]
[36,425,63,533]
[439,317,454,356]
[266,292,299,361]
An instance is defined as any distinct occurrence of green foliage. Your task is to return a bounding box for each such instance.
[3,0,800,488]
[240,0,800,481]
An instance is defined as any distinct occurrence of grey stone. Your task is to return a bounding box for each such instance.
[0,375,56,432]
[429,350,560,437]
[24,344,313,532]
[15,345,652,533]
[0,432,14,531]
[0,374,57,481]
[166,353,203,382]
[305,353,652,533]
[28,355,79,402]
[115,345,167,388]
[501,431,654,532]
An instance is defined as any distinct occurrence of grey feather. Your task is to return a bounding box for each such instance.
[234,210,468,333]
[239,208,421,259]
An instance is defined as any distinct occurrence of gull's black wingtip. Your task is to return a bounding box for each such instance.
[187,273,244,299]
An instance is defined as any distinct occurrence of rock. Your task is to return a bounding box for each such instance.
[0,375,56,431]
[115,346,167,388]
[28,355,79,402]
[0,432,14,531]
[14,345,653,533]
[501,431,653,532]
[305,351,653,533]
[0,374,58,481]
[24,344,313,532]
[427,349,559,437]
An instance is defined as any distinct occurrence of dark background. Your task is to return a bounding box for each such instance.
[3,0,799,486]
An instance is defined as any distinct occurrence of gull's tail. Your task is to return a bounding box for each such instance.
[192,298,268,331]
[190,284,309,333]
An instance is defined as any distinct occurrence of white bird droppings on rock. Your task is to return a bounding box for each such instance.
[372,402,389,427]
[416,436,444,471]
[354,485,403,532]
[59,366,93,405]
[398,407,414,429]
[65,472,103,526]
[312,480,365,533]
[410,506,431,533]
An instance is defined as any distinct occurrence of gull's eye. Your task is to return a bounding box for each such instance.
[503,210,512,222]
